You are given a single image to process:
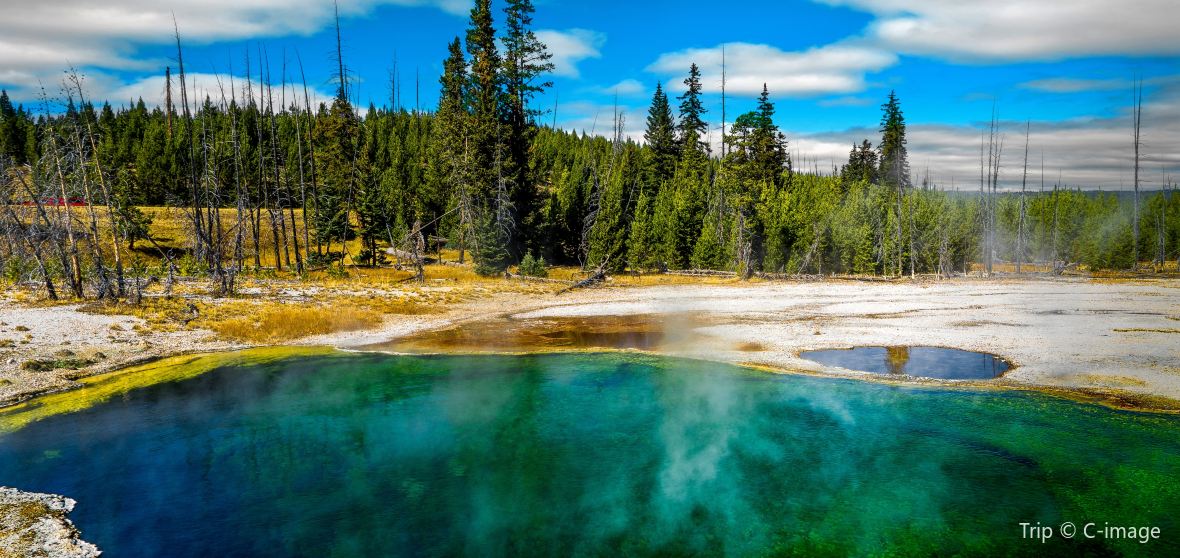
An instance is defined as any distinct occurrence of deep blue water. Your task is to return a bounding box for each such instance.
[0,352,1177,557]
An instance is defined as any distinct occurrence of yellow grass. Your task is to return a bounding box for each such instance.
[207,304,383,343]
[5,205,757,289]
[7,205,346,271]
[84,289,448,343]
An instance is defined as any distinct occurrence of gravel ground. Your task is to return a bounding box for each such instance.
[0,487,100,558]
[0,303,242,407]
[3,277,1178,409]
[505,278,1180,405]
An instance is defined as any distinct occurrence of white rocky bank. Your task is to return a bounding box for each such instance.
[0,487,100,558]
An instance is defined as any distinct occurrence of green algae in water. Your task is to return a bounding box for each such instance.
[0,353,1177,557]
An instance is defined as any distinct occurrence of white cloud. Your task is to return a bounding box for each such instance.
[535,29,605,79]
[563,75,1180,191]
[1020,75,1180,94]
[556,100,646,141]
[19,69,337,116]
[0,0,467,97]
[108,72,336,110]
[1020,78,1130,93]
[818,0,1180,62]
[793,85,1180,191]
[646,42,896,97]
[597,79,647,97]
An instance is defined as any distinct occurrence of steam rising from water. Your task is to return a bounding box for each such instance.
[0,352,1177,556]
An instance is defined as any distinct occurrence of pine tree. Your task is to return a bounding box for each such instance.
[313,97,360,252]
[465,0,512,274]
[644,83,677,185]
[691,208,733,269]
[724,85,788,189]
[135,117,177,204]
[111,167,152,250]
[878,90,909,275]
[627,188,655,270]
[665,167,707,269]
[466,0,502,204]
[502,0,554,254]
[841,139,878,186]
[722,84,788,273]
[586,147,633,272]
[472,210,513,275]
[354,123,386,267]
[659,64,711,268]
[677,63,709,159]
[430,38,472,261]
[0,90,29,164]
[650,182,680,269]
[878,91,909,189]
[749,85,788,186]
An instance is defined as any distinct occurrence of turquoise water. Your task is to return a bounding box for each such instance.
[0,352,1178,557]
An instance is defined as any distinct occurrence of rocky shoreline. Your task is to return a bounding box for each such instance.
[2,277,1178,555]
[0,487,100,558]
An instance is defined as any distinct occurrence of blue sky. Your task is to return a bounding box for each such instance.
[1,0,1178,188]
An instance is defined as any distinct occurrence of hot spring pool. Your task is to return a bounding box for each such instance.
[801,346,1012,379]
[0,352,1176,556]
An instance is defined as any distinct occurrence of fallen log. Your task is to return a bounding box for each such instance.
[753,272,828,282]
[557,262,609,295]
[665,269,738,277]
[507,273,576,286]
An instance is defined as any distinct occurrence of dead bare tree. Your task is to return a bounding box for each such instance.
[1017,121,1029,273]
[937,207,952,279]
[174,20,209,268]
[982,109,1003,276]
[243,50,263,268]
[455,135,475,265]
[411,218,425,282]
[70,103,113,298]
[720,45,727,159]
[1131,79,1143,270]
[280,54,303,274]
[198,93,228,296]
[894,149,904,277]
[979,126,986,275]
[1158,166,1168,269]
[42,95,85,297]
[297,53,320,259]
[261,47,284,272]
[1,161,58,299]
[15,142,79,297]
[1052,182,1061,272]
[228,71,246,279]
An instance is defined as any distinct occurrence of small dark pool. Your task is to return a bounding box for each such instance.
[800,346,1011,380]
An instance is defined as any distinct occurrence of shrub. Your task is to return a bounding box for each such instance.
[305,252,338,268]
[518,251,548,278]
[176,254,209,276]
[21,357,95,372]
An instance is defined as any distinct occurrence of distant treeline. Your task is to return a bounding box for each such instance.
[0,0,1177,301]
